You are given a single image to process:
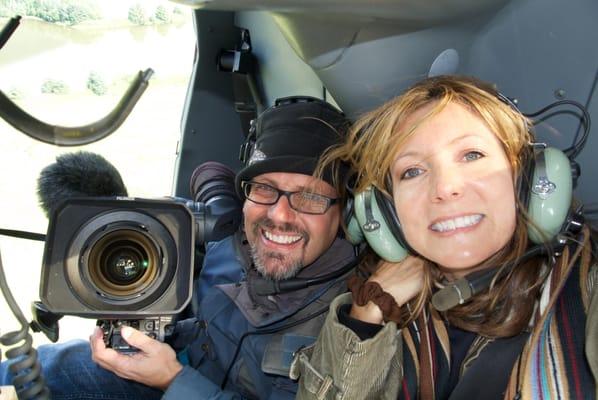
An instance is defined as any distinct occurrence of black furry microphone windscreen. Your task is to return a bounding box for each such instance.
[37,151,128,217]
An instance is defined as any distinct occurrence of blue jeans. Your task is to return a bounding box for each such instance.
[0,340,163,400]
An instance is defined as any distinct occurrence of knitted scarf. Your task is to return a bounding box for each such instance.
[398,254,595,400]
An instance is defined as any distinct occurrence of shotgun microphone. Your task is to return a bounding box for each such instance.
[37,151,128,217]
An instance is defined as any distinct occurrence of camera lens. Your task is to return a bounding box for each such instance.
[88,229,160,298]
[103,244,146,284]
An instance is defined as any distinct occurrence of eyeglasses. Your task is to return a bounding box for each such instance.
[241,180,338,215]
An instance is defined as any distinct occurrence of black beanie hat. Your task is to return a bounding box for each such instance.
[235,96,349,199]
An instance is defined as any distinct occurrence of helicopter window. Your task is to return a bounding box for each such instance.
[0,0,194,346]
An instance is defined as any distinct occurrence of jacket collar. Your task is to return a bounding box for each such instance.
[218,237,355,327]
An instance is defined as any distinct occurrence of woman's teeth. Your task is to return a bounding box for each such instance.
[430,214,483,232]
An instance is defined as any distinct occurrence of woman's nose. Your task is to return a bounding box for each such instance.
[431,166,464,202]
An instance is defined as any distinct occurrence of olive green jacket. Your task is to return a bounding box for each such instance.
[291,266,598,399]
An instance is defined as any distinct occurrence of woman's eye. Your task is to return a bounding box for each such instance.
[401,167,424,180]
[464,151,484,162]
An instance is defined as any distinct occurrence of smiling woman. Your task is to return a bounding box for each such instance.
[293,75,598,400]
[391,101,518,277]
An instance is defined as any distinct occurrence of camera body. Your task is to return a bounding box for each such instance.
[98,316,174,353]
[40,197,195,332]
[38,161,243,350]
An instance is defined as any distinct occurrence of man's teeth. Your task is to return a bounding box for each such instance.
[431,214,483,232]
[264,230,302,244]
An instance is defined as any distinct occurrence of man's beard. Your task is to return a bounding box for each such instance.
[249,218,308,281]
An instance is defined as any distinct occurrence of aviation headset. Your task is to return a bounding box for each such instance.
[343,90,577,263]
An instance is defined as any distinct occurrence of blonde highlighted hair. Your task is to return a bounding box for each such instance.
[322,75,532,195]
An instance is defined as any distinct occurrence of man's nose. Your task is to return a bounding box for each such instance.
[267,194,296,222]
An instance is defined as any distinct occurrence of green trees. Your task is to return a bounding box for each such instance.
[86,72,107,96]
[0,0,101,26]
[154,5,170,23]
[1,1,183,26]
[41,79,68,94]
[127,4,173,25]
[127,3,147,25]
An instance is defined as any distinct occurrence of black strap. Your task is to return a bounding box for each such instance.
[0,228,46,242]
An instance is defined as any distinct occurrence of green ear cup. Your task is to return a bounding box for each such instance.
[353,188,408,262]
[345,214,365,245]
[527,147,572,244]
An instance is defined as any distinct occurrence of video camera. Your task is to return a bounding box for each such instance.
[37,160,242,352]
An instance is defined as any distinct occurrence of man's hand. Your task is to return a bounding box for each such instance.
[90,326,183,391]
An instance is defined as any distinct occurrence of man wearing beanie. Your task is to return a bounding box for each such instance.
[8,97,354,399]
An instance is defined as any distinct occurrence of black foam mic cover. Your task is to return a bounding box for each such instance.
[37,151,128,217]
[431,270,491,312]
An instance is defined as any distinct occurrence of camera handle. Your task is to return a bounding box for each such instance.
[29,301,62,343]
[0,248,50,399]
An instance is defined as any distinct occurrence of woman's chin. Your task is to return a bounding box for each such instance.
[431,253,493,279]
